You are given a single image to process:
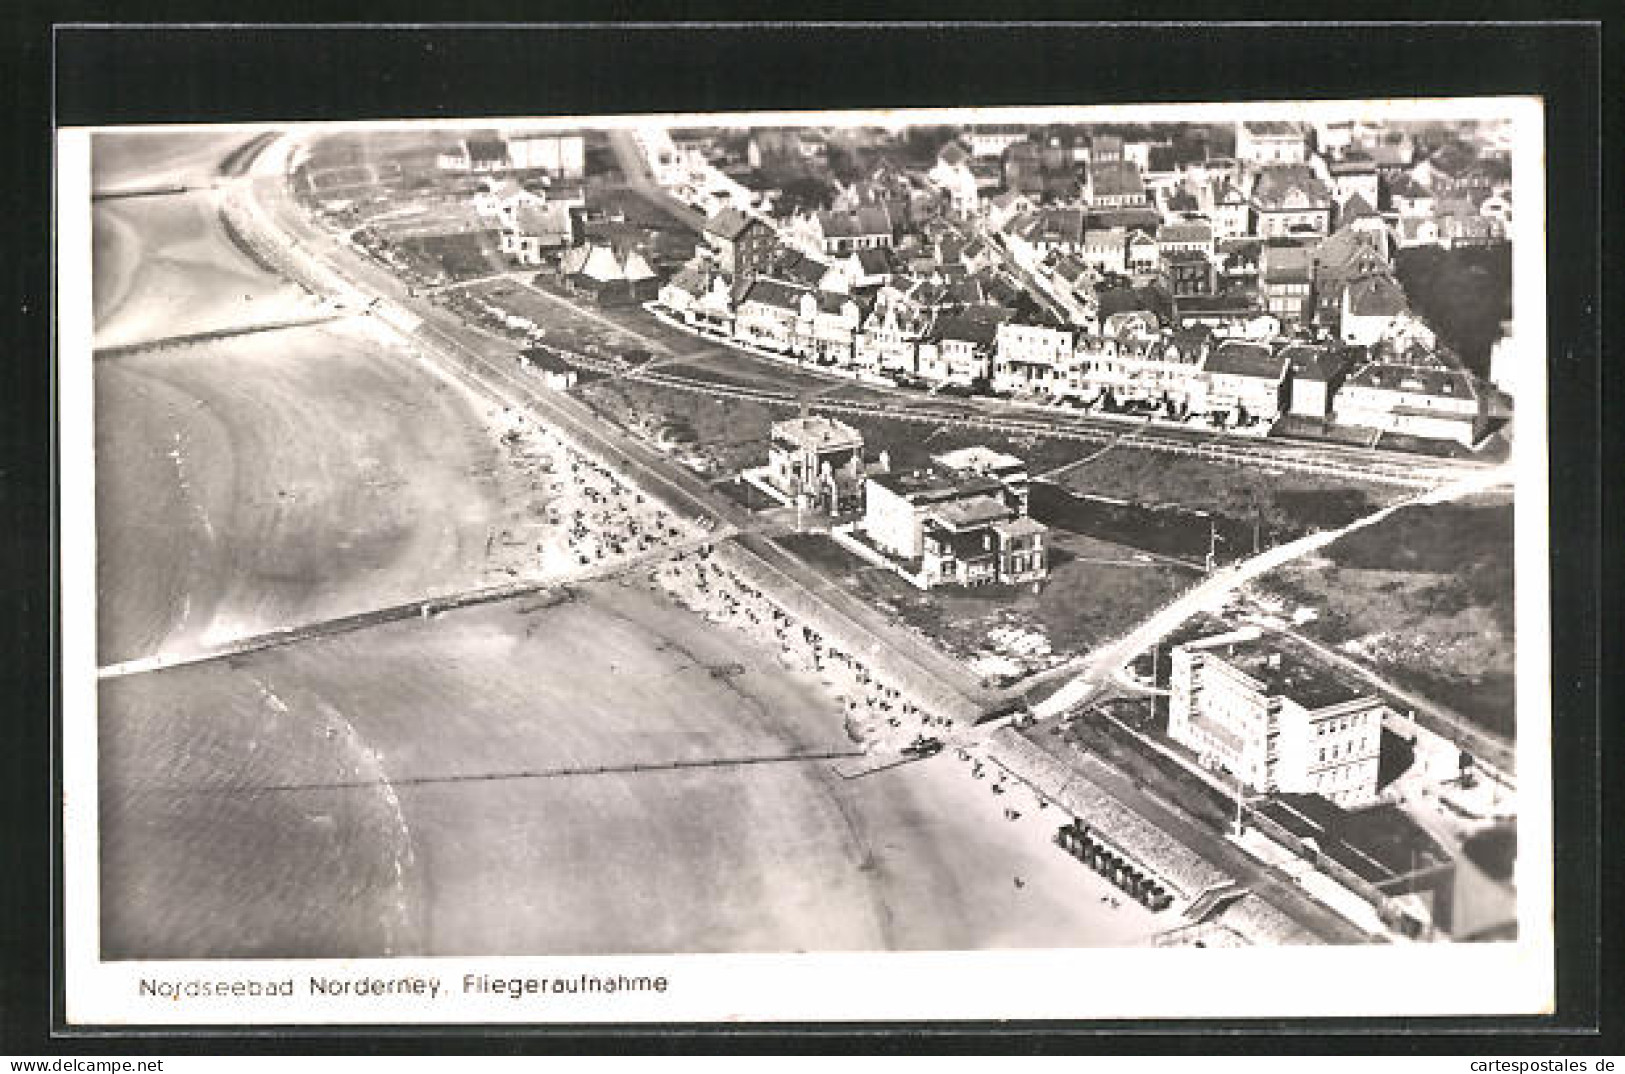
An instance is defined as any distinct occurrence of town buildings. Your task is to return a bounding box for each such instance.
[702,207,777,278]
[1168,629,1385,809]
[762,415,872,513]
[1235,121,1309,166]
[855,447,1047,589]
[632,116,1509,451]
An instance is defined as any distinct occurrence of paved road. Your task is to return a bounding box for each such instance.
[1058,744,1376,944]
[604,128,708,233]
[1263,625,1516,778]
[1031,464,1514,719]
[239,134,999,716]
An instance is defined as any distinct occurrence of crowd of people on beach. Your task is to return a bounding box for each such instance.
[487,406,697,581]
[648,545,964,753]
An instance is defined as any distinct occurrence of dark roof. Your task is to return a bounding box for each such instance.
[1213,635,1365,709]
[1087,207,1162,232]
[1146,145,1182,173]
[1089,160,1145,198]
[1260,243,1313,283]
[817,207,893,239]
[1241,120,1304,138]
[1012,208,1087,246]
[467,138,508,163]
[705,207,768,241]
[1252,165,1332,210]
[1278,342,1344,381]
[737,277,809,312]
[1339,192,1380,221]
[850,247,893,274]
[1345,274,1408,318]
[929,313,1000,347]
[1204,341,1289,380]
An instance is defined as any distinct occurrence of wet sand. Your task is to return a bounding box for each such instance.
[100,582,1158,959]
[92,129,1155,961]
[92,191,317,349]
[94,319,552,664]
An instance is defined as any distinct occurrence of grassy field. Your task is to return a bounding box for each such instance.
[776,530,1194,685]
[1056,443,1407,540]
[579,376,785,475]
[1263,496,1516,740]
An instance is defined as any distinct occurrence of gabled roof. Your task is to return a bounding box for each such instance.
[1277,342,1343,381]
[705,206,769,241]
[936,140,970,167]
[1089,160,1146,198]
[1386,173,1433,200]
[817,207,894,239]
[1158,220,1213,245]
[850,247,893,275]
[1204,341,1289,380]
[1260,243,1313,282]
[1251,165,1331,210]
[737,277,810,312]
[1340,192,1380,221]
[1313,227,1388,278]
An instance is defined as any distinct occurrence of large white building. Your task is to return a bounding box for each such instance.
[1169,629,1384,809]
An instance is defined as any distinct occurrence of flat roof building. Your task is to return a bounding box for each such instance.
[1169,628,1385,809]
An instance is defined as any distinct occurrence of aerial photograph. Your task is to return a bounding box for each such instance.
[86,105,1525,962]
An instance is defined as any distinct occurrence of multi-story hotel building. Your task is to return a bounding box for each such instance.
[1168,629,1385,809]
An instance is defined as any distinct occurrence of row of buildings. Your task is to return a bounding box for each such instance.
[483,118,1510,447]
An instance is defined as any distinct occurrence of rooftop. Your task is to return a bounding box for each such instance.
[1241,120,1304,139]
[933,445,1026,476]
[1345,274,1409,318]
[817,206,894,239]
[1184,632,1366,711]
[1252,165,1332,210]
[1203,341,1289,381]
[1158,220,1213,245]
[927,494,1015,531]
[1260,242,1313,283]
[1277,342,1344,381]
[704,206,768,241]
[771,415,864,450]
[1089,160,1146,198]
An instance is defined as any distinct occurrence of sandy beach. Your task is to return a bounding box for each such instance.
[100,581,1159,959]
[92,128,1158,962]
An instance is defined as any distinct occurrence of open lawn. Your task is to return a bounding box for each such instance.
[776,530,1194,686]
[1263,497,1516,740]
[579,376,783,475]
[1057,443,1407,541]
